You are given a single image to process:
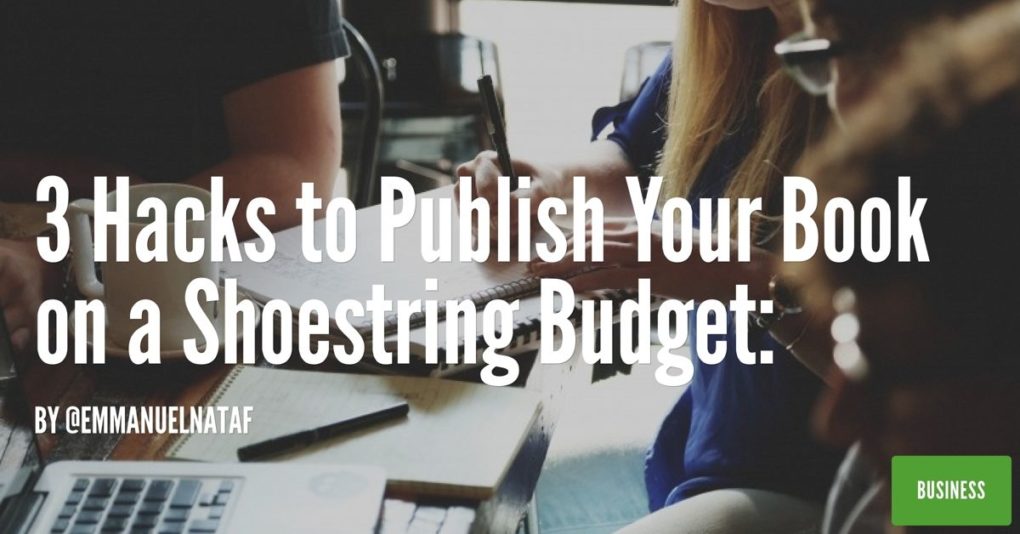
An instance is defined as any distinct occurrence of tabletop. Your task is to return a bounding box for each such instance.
[0,202,591,534]
[0,343,588,534]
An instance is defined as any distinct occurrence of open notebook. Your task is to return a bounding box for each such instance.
[221,186,646,375]
[221,186,553,375]
[224,186,543,337]
[166,366,542,500]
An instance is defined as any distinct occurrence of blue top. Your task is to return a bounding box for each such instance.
[591,55,672,176]
[592,54,843,511]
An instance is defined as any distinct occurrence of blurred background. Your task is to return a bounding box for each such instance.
[460,1,674,160]
[340,0,673,200]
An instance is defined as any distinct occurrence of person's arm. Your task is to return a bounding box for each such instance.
[185,61,341,239]
[456,140,638,224]
[457,53,671,227]
[554,141,642,215]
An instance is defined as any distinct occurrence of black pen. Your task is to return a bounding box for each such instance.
[237,400,409,462]
[478,74,518,191]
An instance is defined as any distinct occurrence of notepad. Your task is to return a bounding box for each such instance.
[223,186,544,336]
[167,366,542,499]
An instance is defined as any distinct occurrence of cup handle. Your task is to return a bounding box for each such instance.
[68,199,104,300]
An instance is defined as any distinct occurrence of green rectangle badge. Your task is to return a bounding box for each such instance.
[892,456,1012,526]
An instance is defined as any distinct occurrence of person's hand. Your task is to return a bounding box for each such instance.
[529,220,773,302]
[0,238,60,351]
[454,151,566,241]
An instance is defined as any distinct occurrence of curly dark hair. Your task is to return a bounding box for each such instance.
[793,1,1020,362]
[809,0,1006,59]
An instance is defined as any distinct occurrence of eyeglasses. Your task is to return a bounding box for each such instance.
[775,31,846,96]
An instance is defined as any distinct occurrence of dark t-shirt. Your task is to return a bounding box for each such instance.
[0,0,349,183]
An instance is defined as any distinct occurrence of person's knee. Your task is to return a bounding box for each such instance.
[616,489,822,534]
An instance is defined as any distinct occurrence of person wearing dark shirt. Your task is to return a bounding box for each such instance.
[0,0,349,350]
[793,5,1020,533]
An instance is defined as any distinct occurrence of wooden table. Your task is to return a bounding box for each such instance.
[0,341,588,534]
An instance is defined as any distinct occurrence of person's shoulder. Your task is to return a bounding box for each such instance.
[652,52,673,84]
[203,0,348,93]
[211,0,342,28]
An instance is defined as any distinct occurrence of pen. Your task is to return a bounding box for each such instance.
[237,400,410,462]
[478,75,518,191]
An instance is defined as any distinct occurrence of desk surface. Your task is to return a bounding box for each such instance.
[0,201,588,534]
[0,351,586,534]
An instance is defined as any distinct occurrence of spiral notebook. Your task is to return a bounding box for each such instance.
[166,366,541,500]
[223,186,545,338]
[222,186,651,376]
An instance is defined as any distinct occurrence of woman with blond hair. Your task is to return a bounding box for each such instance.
[604,0,1012,530]
[599,1,842,531]
[463,0,842,532]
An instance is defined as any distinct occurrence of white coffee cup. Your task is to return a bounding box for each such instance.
[68,184,218,352]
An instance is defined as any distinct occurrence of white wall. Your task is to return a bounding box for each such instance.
[460,1,676,162]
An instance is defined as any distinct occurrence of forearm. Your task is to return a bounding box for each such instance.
[194,61,340,241]
[554,141,639,216]
[184,152,336,240]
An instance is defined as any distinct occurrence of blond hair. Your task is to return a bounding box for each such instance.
[659,1,824,242]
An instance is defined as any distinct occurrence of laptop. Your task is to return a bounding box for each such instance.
[0,311,386,534]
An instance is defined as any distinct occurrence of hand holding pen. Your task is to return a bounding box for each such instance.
[454,76,561,241]
[478,75,518,190]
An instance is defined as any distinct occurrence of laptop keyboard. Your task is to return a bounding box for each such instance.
[50,477,236,534]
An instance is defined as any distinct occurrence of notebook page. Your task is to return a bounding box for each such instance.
[223,186,534,330]
[169,367,542,499]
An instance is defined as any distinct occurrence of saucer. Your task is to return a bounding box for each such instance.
[68,292,262,361]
